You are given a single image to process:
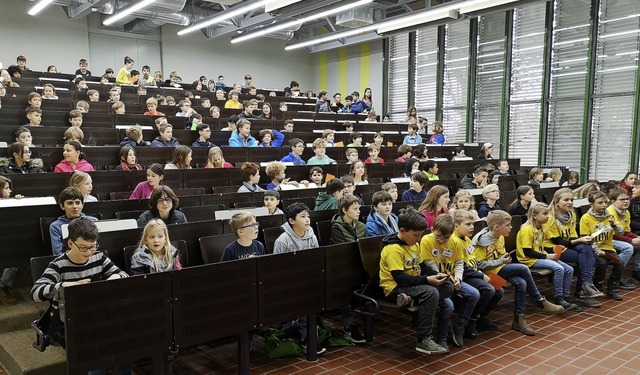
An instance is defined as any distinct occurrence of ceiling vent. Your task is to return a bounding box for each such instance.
[335,6,374,28]
[200,0,243,5]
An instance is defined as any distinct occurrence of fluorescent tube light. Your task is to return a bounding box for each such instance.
[103,0,158,26]
[231,0,374,44]
[28,0,55,16]
[459,0,520,14]
[285,24,378,50]
[376,8,457,34]
[178,0,281,36]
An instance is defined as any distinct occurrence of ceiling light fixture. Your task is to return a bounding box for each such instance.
[231,0,374,44]
[178,0,282,36]
[103,0,158,26]
[28,0,55,16]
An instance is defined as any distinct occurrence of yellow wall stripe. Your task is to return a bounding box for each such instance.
[338,47,348,96]
[318,51,327,91]
[360,42,370,95]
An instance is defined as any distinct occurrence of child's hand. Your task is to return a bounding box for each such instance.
[607,215,615,225]
[62,279,90,287]
[14,194,23,199]
[500,253,512,264]
[580,236,593,244]
[427,274,448,286]
[453,278,461,290]
[300,180,310,187]
[483,274,491,282]
[632,238,640,246]
[546,254,558,260]
[595,250,605,257]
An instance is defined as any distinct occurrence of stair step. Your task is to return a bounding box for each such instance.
[0,329,66,375]
[0,288,49,335]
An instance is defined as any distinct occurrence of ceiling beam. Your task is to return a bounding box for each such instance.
[65,0,111,19]
[304,32,381,53]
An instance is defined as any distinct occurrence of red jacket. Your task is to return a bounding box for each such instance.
[54,159,95,173]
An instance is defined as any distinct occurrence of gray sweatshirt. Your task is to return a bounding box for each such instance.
[273,223,319,254]
[471,227,506,272]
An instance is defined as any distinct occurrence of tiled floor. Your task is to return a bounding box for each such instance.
[134,279,640,375]
[3,280,639,375]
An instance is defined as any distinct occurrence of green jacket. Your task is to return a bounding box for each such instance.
[315,192,339,211]
[330,214,366,244]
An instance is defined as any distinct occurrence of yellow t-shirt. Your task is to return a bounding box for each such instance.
[379,242,422,296]
[579,213,614,251]
[543,211,578,248]
[516,224,546,267]
[473,236,507,274]
[420,233,464,280]
[451,234,477,270]
[607,206,631,232]
[116,67,131,84]
[224,99,243,109]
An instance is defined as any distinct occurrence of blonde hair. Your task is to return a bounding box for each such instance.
[453,209,474,224]
[265,161,286,179]
[229,212,256,236]
[146,97,158,106]
[312,138,326,150]
[126,125,143,142]
[451,190,476,210]
[482,184,499,199]
[207,146,227,168]
[69,171,90,190]
[547,168,562,182]
[524,202,549,227]
[486,210,511,229]
[548,187,575,219]
[573,182,600,199]
[138,219,174,272]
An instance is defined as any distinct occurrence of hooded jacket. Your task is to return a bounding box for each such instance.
[273,223,319,254]
[330,214,366,244]
[478,201,501,219]
[130,246,181,275]
[365,210,399,237]
[120,138,151,147]
[460,175,480,190]
[471,227,506,273]
[54,159,95,173]
[0,157,44,174]
[314,192,338,211]
[228,130,257,147]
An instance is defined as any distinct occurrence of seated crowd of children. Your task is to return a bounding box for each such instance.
[5,55,640,369]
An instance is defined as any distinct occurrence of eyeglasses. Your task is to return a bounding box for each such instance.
[71,240,99,253]
[157,197,173,204]
[487,190,500,194]
[239,222,260,229]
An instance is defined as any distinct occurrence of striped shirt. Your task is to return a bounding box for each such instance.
[31,251,128,310]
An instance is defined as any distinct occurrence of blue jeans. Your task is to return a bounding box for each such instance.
[559,244,595,292]
[88,362,132,375]
[464,277,504,319]
[614,240,635,268]
[497,264,543,315]
[435,298,454,343]
[531,259,573,298]
[451,282,480,328]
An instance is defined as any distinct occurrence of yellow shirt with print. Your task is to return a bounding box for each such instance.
[451,234,477,271]
[473,236,507,274]
[607,206,631,232]
[516,224,546,267]
[579,213,614,251]
[543,211,578,248]
[379,242,423,297]
[420,233,465,280]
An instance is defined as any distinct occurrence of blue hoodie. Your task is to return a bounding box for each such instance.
[365,210,399,237]
[228,130,258,147]
[258,129,285,147]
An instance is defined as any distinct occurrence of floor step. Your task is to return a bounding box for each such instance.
[0,329,66,375]
[0,288,49,335]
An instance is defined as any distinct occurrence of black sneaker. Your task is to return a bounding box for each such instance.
[344,324,366,344]
[619,279,636,290]
[580,284,604,298]
[632,271,640,283]
[556,297,585,312]
[450,323,464,348]
[477,316,499,331]
[607,289,623,301]
[465,319,478,339]
[573,295,601,308]
[436,339,450,354]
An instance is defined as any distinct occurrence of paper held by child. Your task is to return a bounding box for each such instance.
[489,273,508,290]
[553,245,565,259]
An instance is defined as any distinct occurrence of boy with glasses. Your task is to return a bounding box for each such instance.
[49,187,98,256]
[478,184,501,218]
[221,212,265,262]
[281,138,306,165]
[32,218,129,371]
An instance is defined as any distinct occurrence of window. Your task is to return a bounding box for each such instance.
[508,3,546,165]
[442,19,470,142]
[414,26,439,123]
[388,34,410,122]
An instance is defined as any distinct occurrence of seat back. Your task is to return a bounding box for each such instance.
[504,215,523,253]
[263,227,285,254]
[316,220,333,246]
[31,255,57,283]
[116,210,146,220]
[180,205,225,222]
[199,233,237,264]
[356,235,387,297]
[110,191,133,200]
